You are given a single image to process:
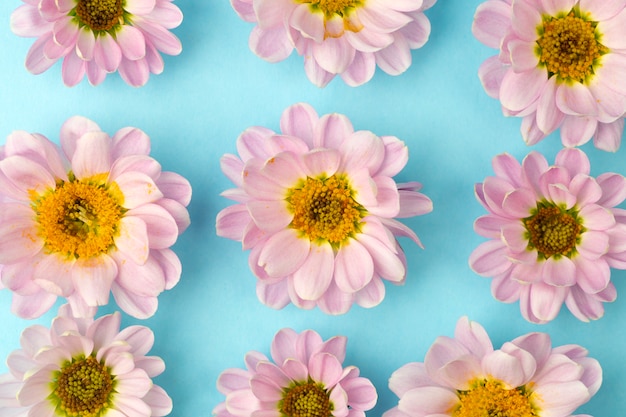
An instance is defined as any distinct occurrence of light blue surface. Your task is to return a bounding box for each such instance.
[1,0,625,415]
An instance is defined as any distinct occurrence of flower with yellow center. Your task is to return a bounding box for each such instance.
[217,103,433,314]
[0,116,192,319]
[230,0,436,86]
[10,0,183,86]
[470,148,626,323]
[386,317,601,417]
[473,0,626,150]
[0,304,172,417]
[214,328,377,417]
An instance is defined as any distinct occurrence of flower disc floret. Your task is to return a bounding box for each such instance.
[230,0,436,86]
[10,0,184,86]
[216,103,433,314]
[75,0,124,31]
[54,355,114,417]
[453,379,537,417]
[0,116,192,319]
[213,328,377,417]
[469,148,626,323]
[287,175,364,245]
[0,304,173,417]
[34,176,125,259]
[280,382,332,417]
[385,317,601,417]
[472,0,626,150]
[523,203,583,258]
[537,12,607,82]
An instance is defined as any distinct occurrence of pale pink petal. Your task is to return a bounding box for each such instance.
[133,18,182,55]
[511,0,542,41]
[574,257,610,294]
[556,83,598,117]
[313,37,356,74]
[125,0,156,15]
[597,173,626,207]
[293,242,334,300]
[560,116,597,147]
[143,385,172,417]
[469,240,511,277]
[454,317,494,358]
[10,291,58,319]
[115,253,165,297]
[472,0,512,48]
[10,4,52,37]
[341,51,377,87]
[250,374,283,402]
[250,25,292,62]
[536,76,565,134]
[113,171,164,209]
[500,67,546,112]
[290,4,325,42]
[258,229,310,277]
[280,103,319,144]
[593,119,624,152]
[357,232,405,282]
[72,255,117,306]
[600,8,626,49]
[542,256,577,287]
[398,386,459,416]
[304,55,335,87]
[119,57,151,87]
[25,34,58,74]
[357,2,412,33]
[309,352,343,387]
[93,32,123,72]
[0,155,56,196]
[334,239,374,293]
[115,216,149,264]
[112,393,152,417]
[375,34,411,75]
[317,280,354,315]
[111,282,158,319]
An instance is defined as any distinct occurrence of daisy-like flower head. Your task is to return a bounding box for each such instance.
[469,148,626,323]
[472,0,626,151]
[0,304,172,417]
[213,328,377,417]
[216,103,433,314]
[10,0,183,87]
[0,116,192,319]
[231,0,436,87]
[385,317,602,417]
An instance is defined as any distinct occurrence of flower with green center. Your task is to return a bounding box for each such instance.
[386,317,601,417]
[469,148,626,323]
[473,0,626,151]
[0,116,192,320]
[214,328,377,417]
[216,103,433,314]
[10,0,183,86]
[230,0,437,86]
[0,304,172,417]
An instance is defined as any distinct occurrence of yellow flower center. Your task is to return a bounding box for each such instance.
[453,379,538,417]
[75,0,124,31]
[286,175,365,246]
[54,356,114,417]
[523,204,583,259]
[280,382,332,417]
[32,175,125,259]
[295,0,364,34]
[536,12,608,83]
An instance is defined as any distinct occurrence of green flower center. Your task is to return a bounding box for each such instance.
[75,0,124,31]
[32,174,125,259]
[523,204,583,259]
[302,0,362,17]
[53,356,114,417]
[280,382,332,417]
[286,175,365,246]
[453,379,538,417]
[536,11,608,83]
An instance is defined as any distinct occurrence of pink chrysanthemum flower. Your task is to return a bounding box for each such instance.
[472,0,626,151]
[216,103,433,314]
[385,317,602,417]
[0,304,172,417]
[469,148,626,323]
[214,328,377,417]
[10,0,183,87]
[230,0,436,87]
[0,116,192,319]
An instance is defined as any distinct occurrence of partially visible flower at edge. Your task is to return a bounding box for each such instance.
[385,316,601,417]
[470,147,626,323]
[472,0,626,151]
[0,304,172,417]
[216,102,433,315]
[230,0,436,87]
[213,327,377,417]
[10,0,183,87]
[0,115,192,319]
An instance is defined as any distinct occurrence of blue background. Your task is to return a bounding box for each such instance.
[1,0,625,415]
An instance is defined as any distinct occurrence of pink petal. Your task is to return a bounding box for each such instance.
[398,386,459,416]
[111,282,158,319]
[115,216,149,264]
[250,25,293,62]
[93,32,122,72]
[556,83,598,116]
[541,256,576,287]
[341,377,377,411]
[580,204,615,230]
[469,240,511,277]
[258,229,310,277]
[560,116,597,147]
[143,386,172,417]
[280,103,319,144]
[375,34,412,75]
[117,25,147,60]
[511,0,542,41]
[500,67,546,112]
[115,253,165,297]
[290,4,325,43]
[72,255,118,306]
[472,0,512,48]
[340,50,376,87]
[292,241,334,300]
[357,232,405,282]
[250,374,284,402]
[597,173,626,207]
[25,34,58,74]
[340,131,385,173]
[313,37,356,74]
[574,257,610,294]
[125,0,156,15]
[334,238,374,293]
[113,171,164,209]
[309,352,343,387]
[302,149,340,177]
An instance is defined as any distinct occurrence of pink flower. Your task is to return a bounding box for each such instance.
[230,0,436,87]
[0,116,192,319]
[386,317,602,417]
[0,304,172,417]
[472,0,626,151]
[10,0,183,87]
[214,328,377,417]
[470,148,626,323]
[216,103,433,314]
